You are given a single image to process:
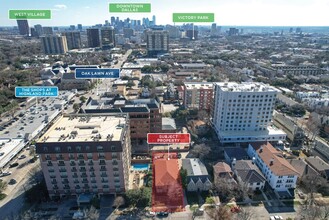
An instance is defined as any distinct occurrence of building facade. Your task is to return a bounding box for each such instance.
[17,20,29,35]
[146,30,169,57]
[212,82,286,143]
[40,35,68,54]
[62,31,81,50]
[101,27,116,49]
[36,113,131,199]
[247,142,299,197]
[87,28,101,48]
[183,82,214,111]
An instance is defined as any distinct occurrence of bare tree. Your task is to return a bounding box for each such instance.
[206,205,232,220]
[234,207,254,220]
[299,174,327,205]
[84,206,99,220]
[113,196,125,210]
[188,143,211,160]
[299,204,329,220]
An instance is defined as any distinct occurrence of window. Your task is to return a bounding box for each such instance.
[97,146,103,151]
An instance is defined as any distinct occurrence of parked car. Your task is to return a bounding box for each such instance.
[0,172,11,177]
[8,178,17,184]
[9,162,19,168]
[0,152,4,156]
[156,212,169,217]
[19,155,26,159]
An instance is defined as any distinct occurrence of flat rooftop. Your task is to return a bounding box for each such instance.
[215,82,278,93]
[184,82,213,90]
[38,114,127,143]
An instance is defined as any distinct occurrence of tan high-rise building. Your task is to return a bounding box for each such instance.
[183,82,214,111]
[40,35,68,54]
[36,113,131,199]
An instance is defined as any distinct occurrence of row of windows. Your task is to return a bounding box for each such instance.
[44,145,117,152]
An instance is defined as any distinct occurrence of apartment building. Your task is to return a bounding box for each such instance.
[183,82,214,112]
[212,82,286,143]
[247,142,299,198]
[36,113,131,199]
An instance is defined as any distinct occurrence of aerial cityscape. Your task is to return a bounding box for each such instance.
[0,0,329,220]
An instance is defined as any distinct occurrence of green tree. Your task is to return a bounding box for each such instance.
[125,187,151,207]
[80,96,87,103]
[180,168,187,189]
[126,81,135,88]
[73,103,80,113]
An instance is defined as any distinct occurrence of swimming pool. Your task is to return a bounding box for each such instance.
[132,163,149,171]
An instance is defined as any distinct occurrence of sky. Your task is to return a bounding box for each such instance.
[1,0,329,26]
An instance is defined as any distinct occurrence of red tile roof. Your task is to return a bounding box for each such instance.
[154,158,180,187]
[213,162,232,175]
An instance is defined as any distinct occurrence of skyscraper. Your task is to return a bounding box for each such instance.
[40,35,68,54]
[123,28,134,38]
[63,31,81,50]
[87,28,101,48]
[186,30,198,40]
[77,24,82,31]
[101,27,115,49]
[211,23,217,36]
[146,29,169,57]
[152,15,156,25]
[34,24,43,37]
[212,82,286,143]
[17,20,29,35]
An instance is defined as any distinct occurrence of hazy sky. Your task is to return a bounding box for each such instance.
[1,0,329,26]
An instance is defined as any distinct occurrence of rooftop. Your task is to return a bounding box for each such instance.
[182,158,209,177]
[213,162,232,174]
[38,114,128,143]
[234,160,266,184]
[184,82,214,90]
[215,82,279,93]
[154,157,180,187]
[250,142,299,176]
[224,147,249,160]
[305,156,329,172]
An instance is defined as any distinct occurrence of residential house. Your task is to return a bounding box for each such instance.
[182,158,212,192]
[247,142,299,198]
[305,156,329,180]
[233,160,266,191]
[224,147,249,165]
[213,162,235,183]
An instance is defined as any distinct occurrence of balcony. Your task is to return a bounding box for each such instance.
[59,169,66,173]
[101,173,107,177]
[82,179,88,184]
[90,173,96,177]
[91,180,96,184]
[101,179,108,183]
[78,155,84,160]
[71,168,77,172]
[74,180,79,184]
[60,174,68,178]
[88,161,94,166]
[81,173,87,178]
[73,174,78,178]
[99,161,106,165]
[47,162,53,167]
[53,186,59,190]
[70,161,76,166]
[100,167,106,171]
[89,167,95,172]
[62,180,69,184]
[51,180,57,184]
[56,156,63,160]
[64,185,70,189]
[78,162,85,166]
[58,162,65,166]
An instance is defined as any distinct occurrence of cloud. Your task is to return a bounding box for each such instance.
[54,4,67,10]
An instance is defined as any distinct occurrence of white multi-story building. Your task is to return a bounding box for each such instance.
[247,142,299,198]
[212,82,286,143]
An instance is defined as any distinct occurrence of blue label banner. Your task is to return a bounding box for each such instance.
[75,68,120,79]
[15,86,58,97]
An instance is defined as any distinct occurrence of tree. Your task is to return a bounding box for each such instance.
[206,205,232,220]
[234,207,254,220]
[180,168,187,189]
[213,178,249,203]
[113,196,125,210]
[79,96,87,103]
[126,81,135,88]
[188,144,211,160]
[0,180,7,194]
[298,204,329,220]
[73,103,80,113]
[125,187,151,207]
[299,174,329,203]
[84,206,100,220]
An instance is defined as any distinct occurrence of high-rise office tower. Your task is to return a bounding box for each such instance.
[211,23,217,36]
[40,34,68,54]
[101,27,115,49]
[77,24,82,31]
[152,15,156,25]
[212,82,286,143]
[36,113,131,199]
[111,16,115,26]
[62,31,81,49]
[166,25,180,38]
[186,30,198,40]
[146,29,169,57]
[30,28,38,37]
[70,25,75,31]
[43,27,53,35]
[34,24,43,37]
[17,20,29,35]
[87,28,101,48]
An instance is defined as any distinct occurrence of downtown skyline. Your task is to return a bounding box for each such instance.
[1,0,329,27]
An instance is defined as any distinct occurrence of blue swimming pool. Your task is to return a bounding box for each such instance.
[132,163,149,171]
